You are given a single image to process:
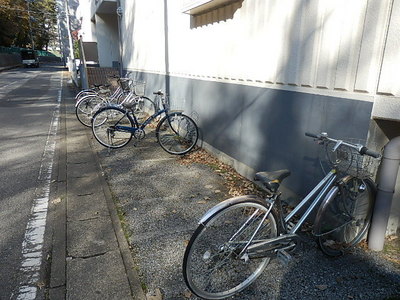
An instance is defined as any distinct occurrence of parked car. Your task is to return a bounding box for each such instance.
[21,49,39,68]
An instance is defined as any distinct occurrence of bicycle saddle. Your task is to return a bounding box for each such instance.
[254,170,291,192]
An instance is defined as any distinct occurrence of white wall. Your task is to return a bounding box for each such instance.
[122,0,166,73]
[122,0,400,106]
[76,0,96,42]
[95,13,119,67]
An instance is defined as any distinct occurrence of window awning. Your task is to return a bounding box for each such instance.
[182,0,241,15]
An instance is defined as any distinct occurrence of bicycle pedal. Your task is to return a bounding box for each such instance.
[276,249,292,265]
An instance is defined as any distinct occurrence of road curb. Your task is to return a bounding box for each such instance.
[49,73,68,299]
[85,123,147,300]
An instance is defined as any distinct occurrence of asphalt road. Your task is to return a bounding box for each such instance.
[0,64,63,299]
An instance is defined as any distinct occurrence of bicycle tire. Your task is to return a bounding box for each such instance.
[314,177,376,257]
[75,95,107,127]
[156,113,198,155]
[92,106,135,148]
[183,199,279,299]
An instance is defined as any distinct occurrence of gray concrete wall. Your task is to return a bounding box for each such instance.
[132,71,400,234]
[129,71,374,197]
[0,53,21,68]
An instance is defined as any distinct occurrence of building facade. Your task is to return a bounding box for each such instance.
[80,0,400,235]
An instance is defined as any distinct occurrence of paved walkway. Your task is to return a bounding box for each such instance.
[49,78,145,300]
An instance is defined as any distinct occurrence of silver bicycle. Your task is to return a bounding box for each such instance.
[182,132,381,299]
[75,77,155,127]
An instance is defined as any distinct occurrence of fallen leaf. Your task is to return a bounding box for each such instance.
[37,281,45,289]
[52,198,61,204]
[183,290,192,298]
[146,288,162,300]
[315,284,328,291]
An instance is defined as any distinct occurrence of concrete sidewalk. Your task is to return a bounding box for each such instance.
[49,79,145,300]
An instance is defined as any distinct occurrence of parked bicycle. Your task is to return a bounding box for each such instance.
[74,83,110,103]
[91,90,199,155]
[182,132,381,299]
[74,74,124,104]
[75,77,154,127]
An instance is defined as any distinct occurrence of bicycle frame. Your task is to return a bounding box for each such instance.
[284,169,337,233]
[115,108,168,133]
[114,93,182,133]
[231,169,339,256]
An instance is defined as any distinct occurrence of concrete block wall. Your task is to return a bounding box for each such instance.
[86,67,119,87]
[0,53,21,68]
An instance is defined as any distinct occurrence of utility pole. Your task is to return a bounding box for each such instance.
[64,0,74,61]
[56,0,74,68]
[116,0,123,76]
[26,0,35,50]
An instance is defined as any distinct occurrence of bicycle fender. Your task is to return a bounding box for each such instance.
[199,195,263,225]
[75,95,107,108]
[75,95,95,107]
[168,110,184,115]
[313,186,339,235]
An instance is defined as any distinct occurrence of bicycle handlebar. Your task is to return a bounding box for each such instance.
[305,132,320,139]
[360,147,381,158]
[305,132,381,158]
[153,90,164,96]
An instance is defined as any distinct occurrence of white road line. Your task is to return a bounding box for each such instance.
[1,80,19,88]
[15,73,63,300]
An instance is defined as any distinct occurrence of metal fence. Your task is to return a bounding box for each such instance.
[0,46,59,57]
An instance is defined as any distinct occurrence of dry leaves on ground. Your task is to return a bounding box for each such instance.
[179,148,267,198]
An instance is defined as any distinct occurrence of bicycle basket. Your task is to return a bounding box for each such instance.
[133,81,146,96]
[321,139,381,179]
[119,78,131,91]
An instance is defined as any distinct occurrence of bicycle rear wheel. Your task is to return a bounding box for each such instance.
[183,199,278,299]
[92,106,134,148]
[314,177,375,256]
[156,113,198,155]
[75,95,107,127]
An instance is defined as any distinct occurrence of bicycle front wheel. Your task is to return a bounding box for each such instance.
[183,200,279,299]
[314,177,376,256]
[92,107,134,148]
[75,95,107,127]
[133,96,156,124]
[156,113,198,155]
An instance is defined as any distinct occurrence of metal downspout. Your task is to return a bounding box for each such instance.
[368,136,400,251]
[116,0,123,76]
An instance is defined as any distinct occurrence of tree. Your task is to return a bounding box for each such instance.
[0,0,29,47]
[0,0,58,49]
[29,0,58,50]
